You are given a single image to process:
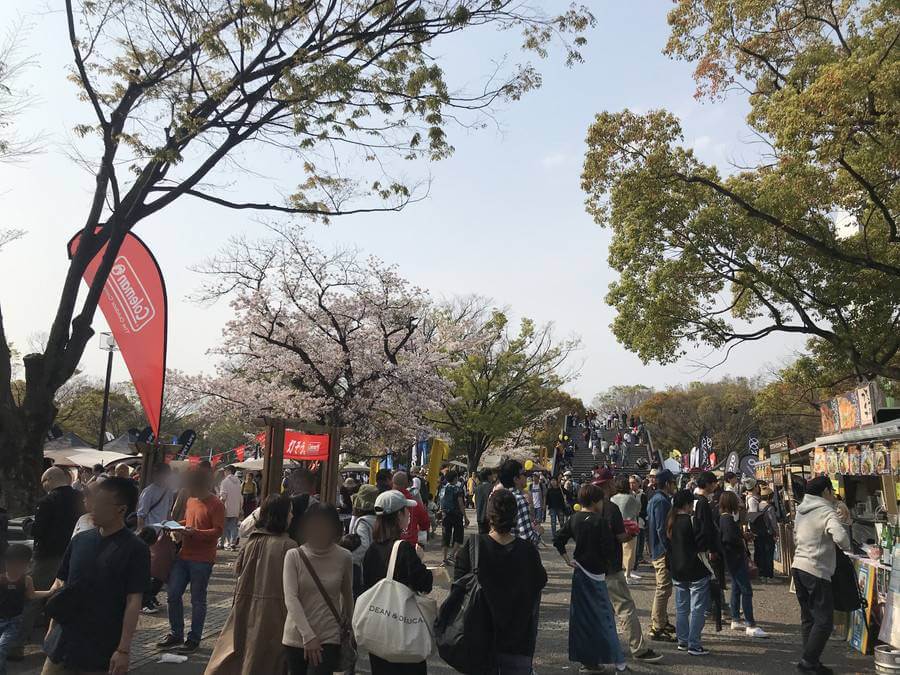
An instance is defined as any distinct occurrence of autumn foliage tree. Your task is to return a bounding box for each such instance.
[0,1,592,509]
[581,0,900,388]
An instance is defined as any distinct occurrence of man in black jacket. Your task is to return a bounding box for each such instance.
[12,467,82,658]
[693,471,724,630]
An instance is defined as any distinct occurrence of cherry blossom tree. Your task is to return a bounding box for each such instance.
[174,225,464,452]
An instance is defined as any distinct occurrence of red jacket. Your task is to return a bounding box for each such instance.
[400,488,430,545]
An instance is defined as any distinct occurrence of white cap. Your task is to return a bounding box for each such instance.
[374,489,417,515]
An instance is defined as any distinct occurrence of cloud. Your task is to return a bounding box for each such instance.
[540,152,567,168]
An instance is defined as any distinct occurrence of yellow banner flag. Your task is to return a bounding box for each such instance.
[369,459,378,486]
[428,438,448,497]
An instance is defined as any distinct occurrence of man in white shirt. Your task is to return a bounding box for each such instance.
[218,466,243,549]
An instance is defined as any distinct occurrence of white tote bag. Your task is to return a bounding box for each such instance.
[352,540,434,663]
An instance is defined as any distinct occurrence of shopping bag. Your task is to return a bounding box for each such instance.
[352,540,434,663]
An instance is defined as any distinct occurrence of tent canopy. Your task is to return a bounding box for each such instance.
[45,448,135,469]
[340,462,370,473]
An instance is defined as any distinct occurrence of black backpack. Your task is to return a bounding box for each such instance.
[434,536,493,673]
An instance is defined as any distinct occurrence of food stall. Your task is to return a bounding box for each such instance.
[803,382,900,660]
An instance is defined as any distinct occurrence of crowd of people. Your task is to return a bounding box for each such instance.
[0,447,855,675]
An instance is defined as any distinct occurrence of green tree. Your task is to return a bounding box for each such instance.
[0,1,593,509]
[581,0,900,386]
[430,309,578,471]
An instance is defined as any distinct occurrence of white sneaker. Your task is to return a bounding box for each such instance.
[746,626,768,638]
[628,572,642,580]
[731,620,747,630]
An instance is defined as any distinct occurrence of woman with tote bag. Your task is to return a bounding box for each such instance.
[360,490,433,674]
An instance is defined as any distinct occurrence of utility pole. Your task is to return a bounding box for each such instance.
[98,332,117,450]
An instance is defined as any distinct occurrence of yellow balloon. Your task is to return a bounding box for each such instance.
[573,503,582,512]
[524,459,534,471]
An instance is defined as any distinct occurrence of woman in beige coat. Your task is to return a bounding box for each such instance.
[205,494,295,675]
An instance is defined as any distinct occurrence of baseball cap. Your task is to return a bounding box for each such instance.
[593,468,614,484]
[374,489,417,515]
[655,469,675,486]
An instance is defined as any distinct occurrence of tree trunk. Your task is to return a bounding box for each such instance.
[0,395,52,516]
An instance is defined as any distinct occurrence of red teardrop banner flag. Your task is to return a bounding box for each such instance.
[68,231,168,438]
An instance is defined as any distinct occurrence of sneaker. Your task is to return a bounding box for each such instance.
[688,647,710,656]
[615,664,629,672]
[141,605,158,614]
[746,626,768,638]
[627,572,642,580]
[676,644,688,651]
[578,666,607,674]
[649,629,675,642]
[179,639,200,653]
[663,622,677,634]
[796,661,833,675]
[156,634,183,649]
[731,620,747,630]
[634,649,663,662]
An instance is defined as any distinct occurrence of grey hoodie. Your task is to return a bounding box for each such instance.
[791,494,851,580]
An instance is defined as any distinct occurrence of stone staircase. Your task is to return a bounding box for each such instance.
[563,421,656,479]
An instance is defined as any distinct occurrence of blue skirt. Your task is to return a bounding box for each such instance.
[569,568,624,666]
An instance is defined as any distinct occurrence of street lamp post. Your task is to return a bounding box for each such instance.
[98,332,118,451]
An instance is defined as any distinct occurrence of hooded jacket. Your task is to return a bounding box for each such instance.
[791,494,851,580]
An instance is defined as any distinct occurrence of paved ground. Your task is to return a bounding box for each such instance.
[11,530,875,674]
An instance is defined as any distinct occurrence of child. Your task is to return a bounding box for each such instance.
[0,544,53,673]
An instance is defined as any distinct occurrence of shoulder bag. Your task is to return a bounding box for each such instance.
[296,549,357,671]
[434,535,493,673]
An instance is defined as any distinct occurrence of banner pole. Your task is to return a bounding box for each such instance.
[262,418,285,500]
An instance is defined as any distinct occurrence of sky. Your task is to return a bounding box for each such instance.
[0,2,808,405]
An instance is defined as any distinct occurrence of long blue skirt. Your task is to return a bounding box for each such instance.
[569,568,624,666]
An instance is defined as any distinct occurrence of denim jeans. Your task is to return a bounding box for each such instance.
[167,558,214,642]
[674,575,709,650]
[549,508,566,538]
[729,558,755,625]
[0,615,22,674]
[222,517,239,547]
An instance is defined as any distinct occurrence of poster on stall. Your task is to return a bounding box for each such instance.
[826,448,838,476]
[891,441,900,477]
[848,445,861,475]
[812,448,826,475]
[837,447,849,475]
[820,400,840,434]
[860,445,875,475]
[849,561,877,654]
[837,391,861,431]
[874,442,890,475]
